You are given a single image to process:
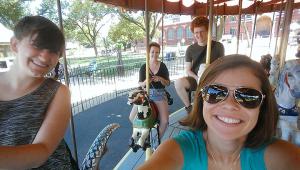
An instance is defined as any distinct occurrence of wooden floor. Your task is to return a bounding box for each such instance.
[113,108,189,170]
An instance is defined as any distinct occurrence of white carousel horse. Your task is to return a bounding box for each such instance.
[271,58,300,144]
[81,123,120,170]
[127,88,158,152]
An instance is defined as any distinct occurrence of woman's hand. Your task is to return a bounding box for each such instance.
[151,75,161,82]
[152,76,170,86]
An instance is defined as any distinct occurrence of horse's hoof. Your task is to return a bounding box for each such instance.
[132,145,139,152]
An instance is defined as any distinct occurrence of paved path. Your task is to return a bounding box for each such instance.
[64,83,184,170]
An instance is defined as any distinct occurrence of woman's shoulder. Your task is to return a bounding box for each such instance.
[48,79,70,96]
[159,62,168,68]
[265,139,300,169]
[42,78,70,100]
[140,63,146,70]
[173,130,203,151]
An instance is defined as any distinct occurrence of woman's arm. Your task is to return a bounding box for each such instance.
[137,139,183,170]
[0,85,71,169]
[265,139,300,170]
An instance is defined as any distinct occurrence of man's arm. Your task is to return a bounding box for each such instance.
[185,62,198,81]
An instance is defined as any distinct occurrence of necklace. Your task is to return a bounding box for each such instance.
[206,138,241,170]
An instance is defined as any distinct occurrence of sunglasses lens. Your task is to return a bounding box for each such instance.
[235,88,263,108]
[202,85,228,104]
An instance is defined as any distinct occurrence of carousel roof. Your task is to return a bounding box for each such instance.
[94,0,300,15]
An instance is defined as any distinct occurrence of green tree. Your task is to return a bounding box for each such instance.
[108,17,144,76]
[65,0,112,57]
[37,0,69,25]
[108,17,144,52]
[0,0,26,29]
[118,10,162,41]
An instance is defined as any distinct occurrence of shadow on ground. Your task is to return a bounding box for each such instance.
[64,83,184,170]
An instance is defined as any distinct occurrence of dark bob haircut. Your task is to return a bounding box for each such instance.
[13,16,65,57]
[182,54,278,148]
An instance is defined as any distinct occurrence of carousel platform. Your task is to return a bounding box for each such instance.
[113,108,189,170]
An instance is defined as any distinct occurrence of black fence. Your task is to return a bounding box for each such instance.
[57,55,185,115]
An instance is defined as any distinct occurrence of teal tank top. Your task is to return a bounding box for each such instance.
[173,130,270,170]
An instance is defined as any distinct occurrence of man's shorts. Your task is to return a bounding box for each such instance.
[186,77,197,91]
[149,88,167,101]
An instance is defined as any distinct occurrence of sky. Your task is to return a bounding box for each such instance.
[0,23,13,43]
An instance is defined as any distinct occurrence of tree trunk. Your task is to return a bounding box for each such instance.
[93,37,98,57]
[242,21,251,47]
[116,49,125,76]
[216,16,225,41]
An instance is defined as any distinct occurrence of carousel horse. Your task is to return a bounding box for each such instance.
[81,123,120,170]
[127,88,158,152]
[272,58,300,143]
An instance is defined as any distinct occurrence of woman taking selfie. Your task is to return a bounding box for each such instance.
[138,54,300,170]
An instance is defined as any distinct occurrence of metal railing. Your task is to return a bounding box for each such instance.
[58,55,185,115]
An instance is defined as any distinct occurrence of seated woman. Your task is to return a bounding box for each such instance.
[129,42,170,139]
[137,54,300,170]
[0,16,76,169]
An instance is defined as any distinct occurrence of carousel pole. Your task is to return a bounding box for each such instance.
[269,11,276,49]
[269,0,284,87]
[145,0,150,96]
[236,0,242,54]
[278,0,293,69]
[205,0,213,64]
[250,0,258,58]
[161,0,165,61]
[56,0,78,164]
[144,0,152,161]
[274,0,284,57]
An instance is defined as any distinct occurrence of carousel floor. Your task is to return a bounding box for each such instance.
[113,108,189,170]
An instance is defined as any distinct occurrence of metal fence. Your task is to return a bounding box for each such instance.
[58,56,185,115]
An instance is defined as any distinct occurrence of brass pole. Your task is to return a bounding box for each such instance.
[161,0,164,61]
[269,11,276,48]
[279,0,293,69]
[250,1,258,58]
[56,0,78,164]
[145,0,152,160]
[274,0,284,57]
[145,0,150,95]
[236,0,243,54]
[206,0,213,65]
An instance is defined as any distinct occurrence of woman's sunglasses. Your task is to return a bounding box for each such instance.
[200,84,265,109]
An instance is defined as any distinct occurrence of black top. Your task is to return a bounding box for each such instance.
[139,62,170,89]
[185,40,224,74]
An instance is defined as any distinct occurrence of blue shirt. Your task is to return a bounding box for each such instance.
[173,130,270,170]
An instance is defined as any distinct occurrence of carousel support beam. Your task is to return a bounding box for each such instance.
[278,0,294,69]
[145,0,150,95]
[206,0,213,65]
[269,11,276,48]
[273,0,284,58]
[250,1,258,58]
[236,0,243,54]
[56,0,78,164]
[145,0,152,160]
[161,0,165,61]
